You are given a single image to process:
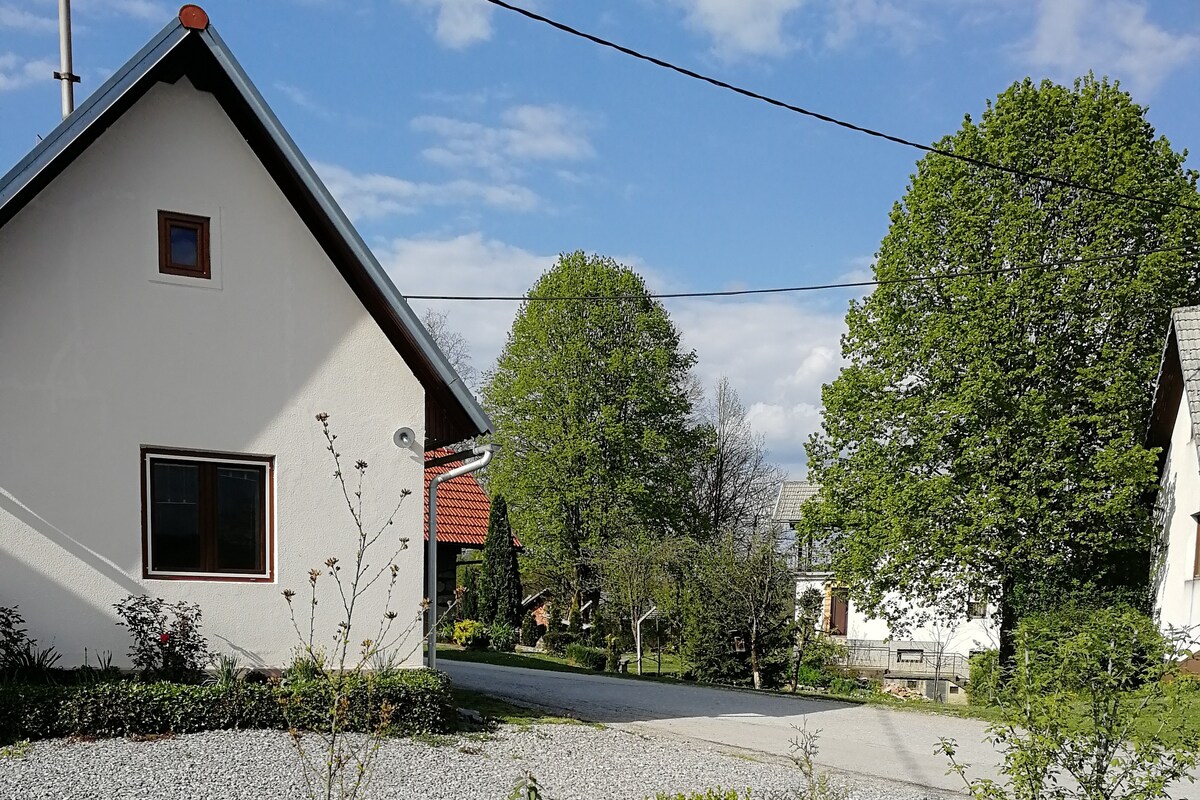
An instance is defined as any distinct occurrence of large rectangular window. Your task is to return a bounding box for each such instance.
[142,448,273,580]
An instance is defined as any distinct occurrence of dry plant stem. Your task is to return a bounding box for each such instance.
[280,415,436,800]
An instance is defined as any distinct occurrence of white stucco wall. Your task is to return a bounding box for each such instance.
[1154,388,1200,634]
[0,78,428,669]
[795,576,998,658]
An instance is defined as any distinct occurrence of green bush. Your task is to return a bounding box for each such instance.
[452,619,489,650]
[828,677,859,696]
[968,650,1000,706]
[0,670,453,745]
[565,643,607,671]
[541,631,573,655]
[793,664,828,688]
[487,622,518,653]
[519,613,542,647]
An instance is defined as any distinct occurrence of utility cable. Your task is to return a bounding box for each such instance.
[480,0,1200,214]
[406,244,1197,302]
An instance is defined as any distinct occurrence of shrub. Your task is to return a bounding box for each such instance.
[0,670,454,745]
[114,595,211,682]
[452,619,489,650]
[605,635,620,672]
[541,631,573,655]
[282,646,327,682]
[793,664,828,689]
[487,622,518,653]
[565,643,606,671]
[967,650,999,706]
[943,606,1200,800]
[0,607,30,668]
[828,677,859,696]
[519,613,542,647]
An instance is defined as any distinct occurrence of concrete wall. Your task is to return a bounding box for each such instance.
[796,575,998,659]
[0,78,428,669]
[1154,388,1200,634]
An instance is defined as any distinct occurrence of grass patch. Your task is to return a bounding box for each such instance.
[451,687,588,728]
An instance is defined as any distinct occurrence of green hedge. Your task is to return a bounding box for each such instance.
[565,643,606,671]
[0,669,453,744]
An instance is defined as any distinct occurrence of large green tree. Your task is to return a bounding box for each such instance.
[484,252,698,606]
[804,76,1200,666]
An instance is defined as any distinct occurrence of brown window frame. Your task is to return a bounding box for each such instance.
[157,210,211,279]
[141,447,274,582]
[827,586,849,636]
[1194,517,1200,579]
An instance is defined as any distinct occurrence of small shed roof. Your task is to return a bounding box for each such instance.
[772,481,819,524]
[424,449,519,548]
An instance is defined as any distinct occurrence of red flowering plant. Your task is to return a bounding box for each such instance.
[114,595,210,682]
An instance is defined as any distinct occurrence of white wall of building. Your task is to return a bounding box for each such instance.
[0,78,428,669]
[1154,387,1200,634]
[796,576,998,658]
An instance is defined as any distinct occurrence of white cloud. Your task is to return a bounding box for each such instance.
[1022,0,1200,94]
[412,104,595,179]
[274,82,333,119]
[73,0,168,21]
[672,295,847,476]
[824,0,927,52]
[379,232,851,478]
[0,6,57,32]
[396,0,493,49]
[667,0,805,59]
[315,162,539,219]
[0,53,55,93]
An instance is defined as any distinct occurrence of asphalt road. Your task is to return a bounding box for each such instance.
[442,660,998,792]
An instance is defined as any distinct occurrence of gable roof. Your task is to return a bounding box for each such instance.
[1148,306,1200,469]
[0,8,489,450]
[423,448,520,548]
[772,480,819,524]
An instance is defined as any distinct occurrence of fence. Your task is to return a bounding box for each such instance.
[836,642,970,683]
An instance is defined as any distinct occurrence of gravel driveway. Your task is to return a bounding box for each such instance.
[0,724,958,800]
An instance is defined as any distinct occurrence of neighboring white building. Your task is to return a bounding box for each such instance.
[0,9,489,668]
[774,481,997,689]
[1148,307,1200,635]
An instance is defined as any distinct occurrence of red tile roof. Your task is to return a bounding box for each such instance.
[424,449,519,547]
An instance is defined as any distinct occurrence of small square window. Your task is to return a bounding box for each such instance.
[143,448,273,580]
[896,648,924,663]
[158,210,210,279]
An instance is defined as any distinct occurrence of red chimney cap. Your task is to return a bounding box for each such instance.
[179,5,209,30]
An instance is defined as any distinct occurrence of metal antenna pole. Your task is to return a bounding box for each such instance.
[55,0,80,118]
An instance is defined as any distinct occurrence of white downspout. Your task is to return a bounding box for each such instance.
[426,443,496,671]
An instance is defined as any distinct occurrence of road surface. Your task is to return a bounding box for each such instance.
[442,660,997,792]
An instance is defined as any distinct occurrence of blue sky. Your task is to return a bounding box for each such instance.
[2,0,1199,477]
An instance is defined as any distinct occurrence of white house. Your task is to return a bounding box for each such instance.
[774,481,997,692]
[0,8,490,669]
[1148,306,1200,636]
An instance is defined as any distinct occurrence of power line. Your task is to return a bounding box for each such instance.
[480,0,1200,215]
[407,245,1197,302]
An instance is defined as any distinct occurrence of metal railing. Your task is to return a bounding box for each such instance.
[837,643,970,682]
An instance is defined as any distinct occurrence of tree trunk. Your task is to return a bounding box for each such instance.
[998,572,1017,678]
[750,625,762,689]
